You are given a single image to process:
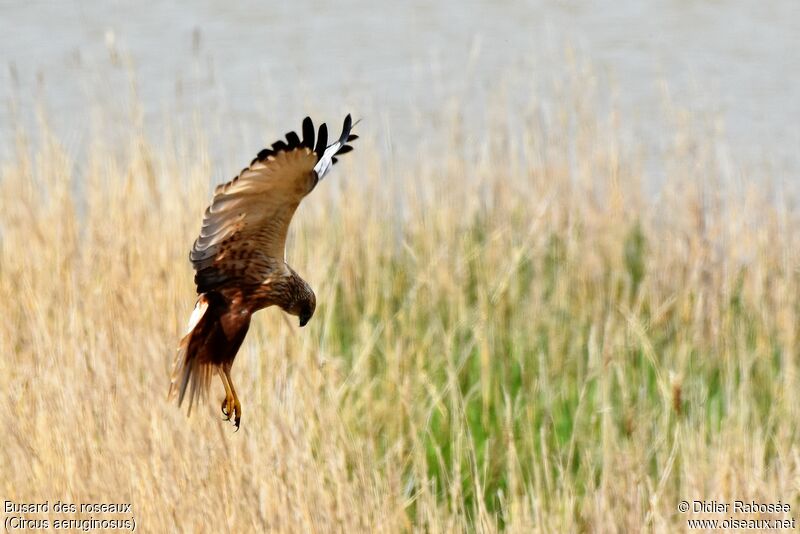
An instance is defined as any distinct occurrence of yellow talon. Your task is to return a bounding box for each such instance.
[219,365,242,430]
[221,396,233,420]
[233,397,242,431]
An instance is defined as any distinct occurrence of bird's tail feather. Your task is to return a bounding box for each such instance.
[168,296,214,415]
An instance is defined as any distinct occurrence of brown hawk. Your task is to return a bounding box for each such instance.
[168,115,357,429]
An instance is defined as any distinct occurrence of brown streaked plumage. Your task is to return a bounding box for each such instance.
[168,115,357,429]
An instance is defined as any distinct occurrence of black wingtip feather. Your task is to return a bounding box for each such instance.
[302,117,314,149]
[256,148,274,160]
[315,123,328,160]
[336,115,352,145]
[251,115,355,170]
[285,131,301,148]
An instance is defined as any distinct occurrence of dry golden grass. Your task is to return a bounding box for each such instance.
[2,71,799,532]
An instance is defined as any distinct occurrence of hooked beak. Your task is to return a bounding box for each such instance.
[299,315,310,327]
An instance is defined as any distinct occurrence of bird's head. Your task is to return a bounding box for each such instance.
[297,294,316,327]
[287,284,316,327]
[282,271,317,327]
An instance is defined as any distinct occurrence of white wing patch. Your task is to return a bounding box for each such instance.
[313,140,344,180]
[313,115,358,181]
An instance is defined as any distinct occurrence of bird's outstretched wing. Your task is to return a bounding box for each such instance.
[189,115,357,294]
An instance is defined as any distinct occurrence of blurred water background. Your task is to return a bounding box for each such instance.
[1,0,797,188]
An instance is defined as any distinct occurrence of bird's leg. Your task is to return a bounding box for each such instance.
[223,364,242,430]
[218,367,234,421]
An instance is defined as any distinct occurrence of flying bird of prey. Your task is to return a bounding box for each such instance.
[168,115,357,429]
